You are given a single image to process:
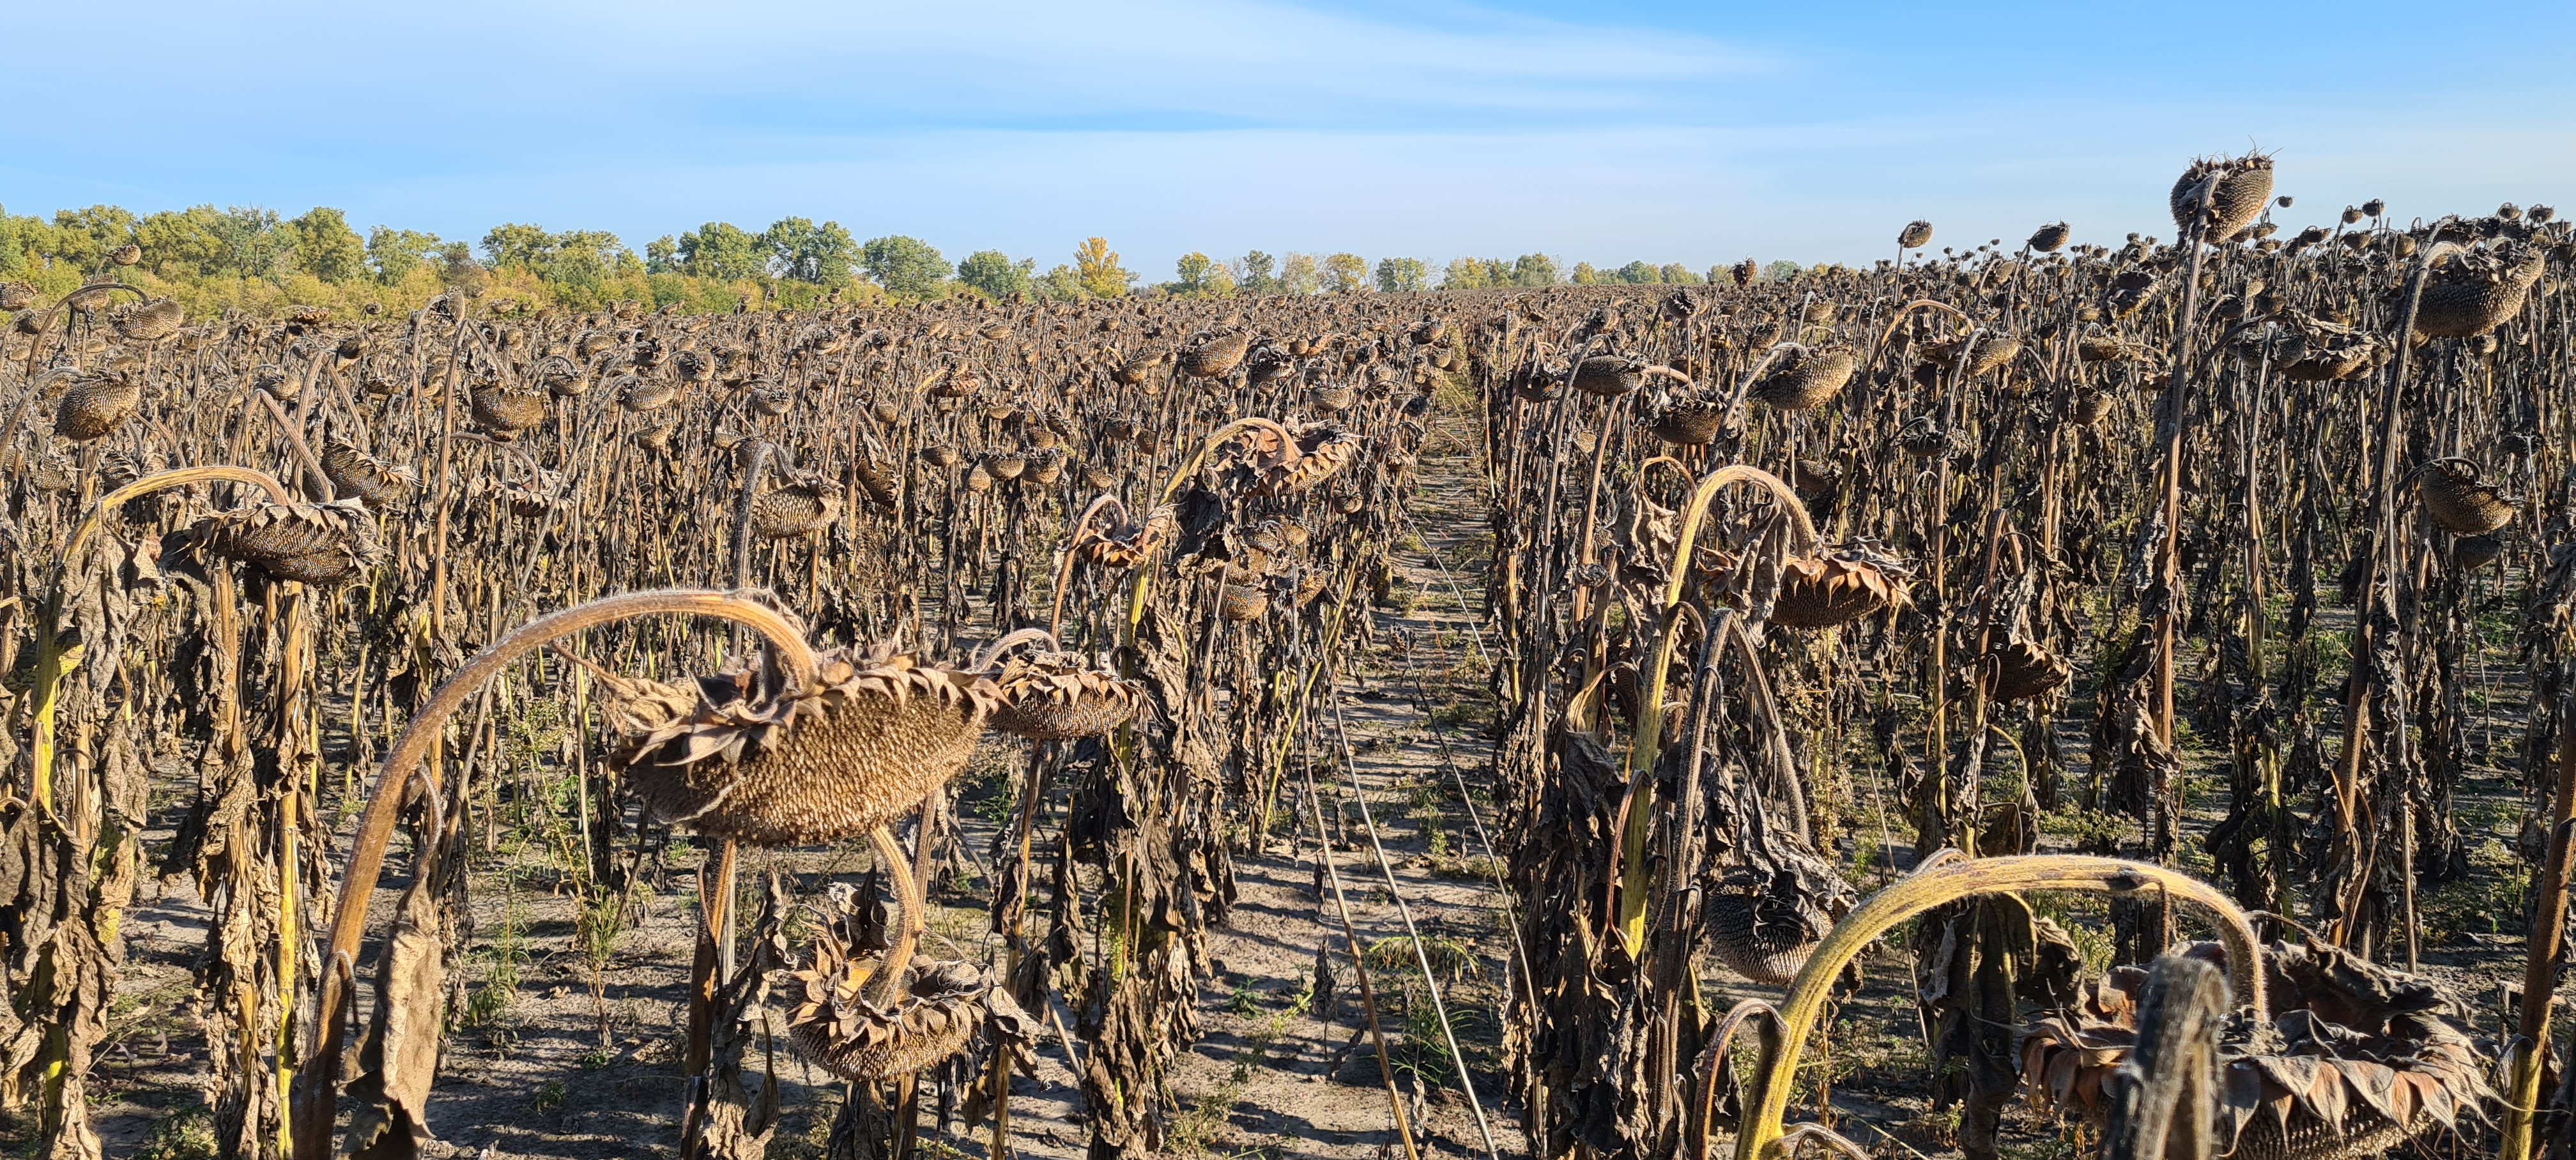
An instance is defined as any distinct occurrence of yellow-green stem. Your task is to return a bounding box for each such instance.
[31,466,293,819]
[1734,854,2264,1160]
[1615,465,1814,948]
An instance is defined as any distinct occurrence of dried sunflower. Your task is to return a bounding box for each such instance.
[52,372,140,441]
[2172,153,2275,241]
[751,476,844,539]
[1224,419,1361,496]
[2411,459,2514,535]
[2412,241,2546,339]
[1083,504,1179,569]
[782,924,1033,1082]
[1704,835,1855,985]
[1183,331,1251,379]
[986,649,1144,740]
[611,645,1002,848]
[1986,639,2073,702]
[181,498,386,586]
[1771,545,1912,629]
[470,380,548,439]
[1748,346,1857,411]
[322,439,417,508]
[2021,940,2492,1160]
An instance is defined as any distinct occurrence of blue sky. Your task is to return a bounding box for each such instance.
[6,0,2572,277]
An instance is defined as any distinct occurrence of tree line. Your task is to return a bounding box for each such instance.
[0,199,1789,317]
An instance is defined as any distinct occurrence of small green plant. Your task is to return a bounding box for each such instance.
[2312,627,2352,674]
[1429,701,1489,733]
[460,885,530,1030]
[2041,806,2126,851]
[772,1088,845,1160]
[1172,977,1316,1155]
[572,881,629,1048]
[1848,832,1883,883]
[1409,779,1455,862]
[1362,935,1485,986]
[133,1108,219,1160]
[531,1080,567,1114]
[2029,896,2117,973]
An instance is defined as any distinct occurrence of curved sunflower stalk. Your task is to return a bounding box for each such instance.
[1688,1000,1786,1160]
[226,377,339,505]
[296,572,1015,1157]
[1049,492,1170,640]
[4,465,290,1159]
[6,462,335,1159]
[1733,853,2266,1160]
[25,467,297,816]
[1612,464,1816,952]
[293,590,824,1159]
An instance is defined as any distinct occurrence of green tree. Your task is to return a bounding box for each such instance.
[46,205,139,270]
[1376,256,1428,293]
[765,217,858,284]
[1323,253,1368,293]
[1238,250,1280,294]
[433,241,489,298]
[1763,259,1803,282]
[7,215,59,272]
[282,208,367,283]
[480,222,555,270]
[1616,260,1660,284]
[859,234,950,300]
[677,222,770,281]
[210,206,286,278]
[134,206,232,277]
[0,206,26,275]
[125,204,279,279]
[956,249,1035,298]
[1035,264,1087,301]
[1511,254,1559,287]
[1073,237,1135,298]
[1439,257,1488,289]
[1280,252,1320,295]
[545,230,641,297]
[478,225,638,300]
[645,236,678,274]
[1170,251,1230,297]
[368,227,444,284]
[1571,261,1601,285]
[1659,263,1703,285]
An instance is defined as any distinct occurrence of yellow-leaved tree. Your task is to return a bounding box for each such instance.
[1322,252,1368,293]
[1073,237,1135,298]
